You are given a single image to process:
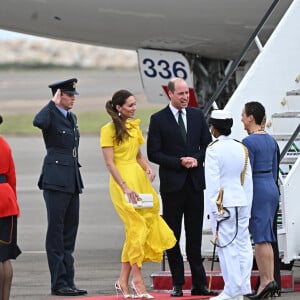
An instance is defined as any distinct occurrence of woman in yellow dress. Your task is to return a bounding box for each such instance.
[100,90,176,299]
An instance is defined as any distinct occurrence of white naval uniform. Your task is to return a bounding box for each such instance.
[204,135,253,297]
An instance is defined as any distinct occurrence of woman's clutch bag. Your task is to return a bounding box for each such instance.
[125,193,154,208]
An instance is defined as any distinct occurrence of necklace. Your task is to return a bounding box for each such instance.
[251,129,265,134]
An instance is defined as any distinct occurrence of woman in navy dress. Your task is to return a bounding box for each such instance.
[241,102,279,299]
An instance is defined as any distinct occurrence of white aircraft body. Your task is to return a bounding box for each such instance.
[0,0,292,60]
[1,0,294,108]
[0,0,294,107]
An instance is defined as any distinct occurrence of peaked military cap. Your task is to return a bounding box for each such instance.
[48,78,79,96]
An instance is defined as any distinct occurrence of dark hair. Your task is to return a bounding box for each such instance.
[216,126,231,136]
[209,118,233,136]
[244,101,265,125]
[0,115,2,125]
[105,89,133,143]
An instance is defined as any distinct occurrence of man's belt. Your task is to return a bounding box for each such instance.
[253,170,271,174]
[47,147,77,157]
[0,174,7,183]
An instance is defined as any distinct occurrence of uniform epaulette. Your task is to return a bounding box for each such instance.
[233,139,242,144]
[233,139,248,150]
[208,139,219,147]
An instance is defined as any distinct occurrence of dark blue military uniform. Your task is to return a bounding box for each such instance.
[33,79,85,295]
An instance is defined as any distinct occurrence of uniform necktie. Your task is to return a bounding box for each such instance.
[178,110,186,142]
[67,111,74,125]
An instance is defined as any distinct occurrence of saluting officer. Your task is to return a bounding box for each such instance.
[33,78,86,297]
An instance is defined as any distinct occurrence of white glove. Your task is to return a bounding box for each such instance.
[212,210,230,222]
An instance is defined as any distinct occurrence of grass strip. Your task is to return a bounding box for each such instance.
[0,106,162,135]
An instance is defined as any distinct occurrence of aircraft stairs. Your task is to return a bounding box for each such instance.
[273,90,300,273]
[223,0,300,271]
[272,90,300,180]
[150,0,300,294]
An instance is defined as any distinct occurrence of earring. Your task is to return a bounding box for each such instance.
[118,111,121,117]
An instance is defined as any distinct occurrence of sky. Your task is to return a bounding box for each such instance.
[0,29,35,40]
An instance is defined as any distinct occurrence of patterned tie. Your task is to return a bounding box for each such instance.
[178,110,186,142]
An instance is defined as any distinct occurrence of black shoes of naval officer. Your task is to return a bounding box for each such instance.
[170,285,218,297]
[51,286,87,296]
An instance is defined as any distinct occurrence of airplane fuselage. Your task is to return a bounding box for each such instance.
[0,0,292,61]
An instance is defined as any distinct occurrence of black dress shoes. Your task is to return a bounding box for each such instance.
[191,286,218,296]
[52,286,81,296]
[170,285,183,297]
[71,285,88,295]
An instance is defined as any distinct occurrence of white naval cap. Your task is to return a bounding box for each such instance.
[210,110,232,120]
[209,110,233,131]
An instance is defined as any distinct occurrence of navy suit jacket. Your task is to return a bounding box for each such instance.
[33,101,84,194]
[147,105,212,193]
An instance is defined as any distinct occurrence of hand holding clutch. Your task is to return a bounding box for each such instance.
[125,194,154,208]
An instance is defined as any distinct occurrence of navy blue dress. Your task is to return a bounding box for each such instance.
[242,133,279,243]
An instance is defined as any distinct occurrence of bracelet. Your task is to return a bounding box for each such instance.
[120,181,126,187]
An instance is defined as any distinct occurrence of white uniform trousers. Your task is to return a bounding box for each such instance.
[210,206,253,297]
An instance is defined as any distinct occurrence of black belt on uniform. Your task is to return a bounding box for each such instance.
[47,147,77,157]
[253,170,272,174]
[0,174,7,183]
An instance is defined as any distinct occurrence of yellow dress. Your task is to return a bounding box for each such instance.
[100,119,176,267]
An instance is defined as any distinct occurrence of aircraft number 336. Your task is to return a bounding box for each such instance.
[141,58,188,80]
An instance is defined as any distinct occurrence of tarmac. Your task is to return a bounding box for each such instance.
[6,135,162,300]
[1,70,300,299]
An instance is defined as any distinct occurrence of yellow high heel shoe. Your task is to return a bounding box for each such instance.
[131,281,154,299]
[115,281,132,299]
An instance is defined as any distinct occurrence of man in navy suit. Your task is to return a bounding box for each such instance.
[147,78,216,297]
[33,78,86,297]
